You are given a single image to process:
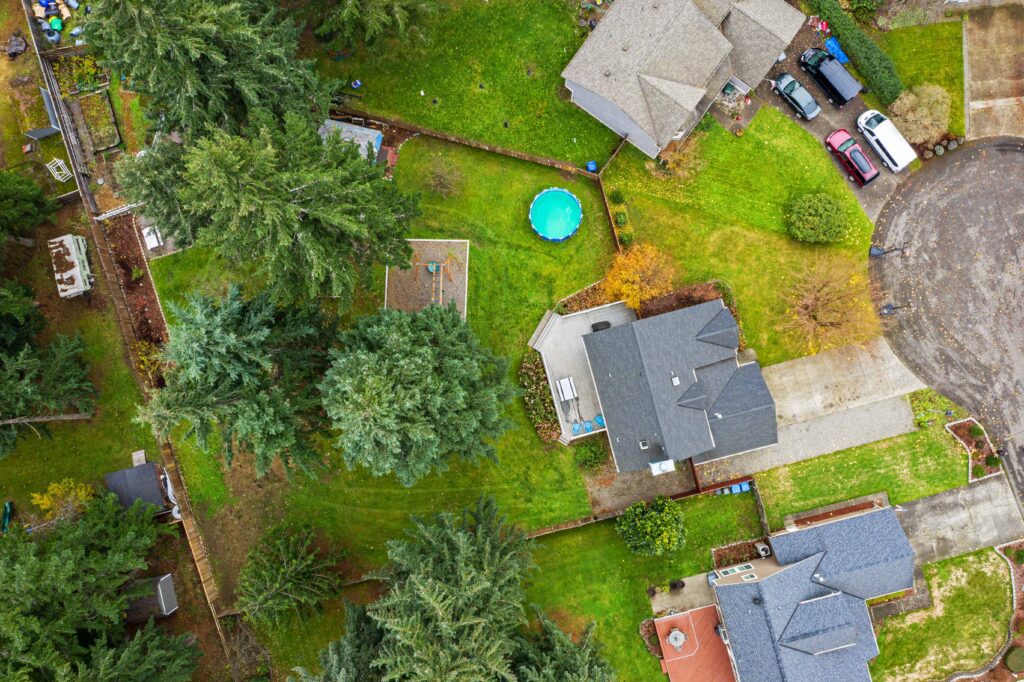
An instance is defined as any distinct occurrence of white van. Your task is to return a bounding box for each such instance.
[856,110,917,173]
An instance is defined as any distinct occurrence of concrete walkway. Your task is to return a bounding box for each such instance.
[966,6,1024,139]
[898,474,1024,565]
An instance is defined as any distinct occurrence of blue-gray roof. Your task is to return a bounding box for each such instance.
[716,508,915,682]
[582,300,776,471]
[104,462,166,511]
[770,507,916,599]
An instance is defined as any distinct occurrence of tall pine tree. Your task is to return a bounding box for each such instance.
[84,0,328,133]
[0,171,55,249]
[290,603,383,682]
[315,0,441,50]
[138,286,330,476]
[178,111,416,304]
[115,138,199,247]
[320,305,512,486]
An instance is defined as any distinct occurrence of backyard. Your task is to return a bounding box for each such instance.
[870,549,1012,681]
[757,392,968,530]
[305,0,619,165]
[602,107,877,366]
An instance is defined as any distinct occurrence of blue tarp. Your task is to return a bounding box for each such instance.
[825,37,850,64]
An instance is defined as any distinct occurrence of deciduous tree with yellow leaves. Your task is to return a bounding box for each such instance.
[602,243,677,311]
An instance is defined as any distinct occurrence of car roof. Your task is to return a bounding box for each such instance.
[827,128,852,144]
[818,59,863,98]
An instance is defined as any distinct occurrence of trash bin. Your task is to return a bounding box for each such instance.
[586,160,598,173]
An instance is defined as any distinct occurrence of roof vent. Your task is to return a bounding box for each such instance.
[639,440,649,451]
[603,69,611,77]
[752,597,763,606]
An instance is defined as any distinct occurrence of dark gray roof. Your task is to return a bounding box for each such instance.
[125,574,179,624]
[104,462,167,511]
[716,555,877,682]
[770,507,916,599]
[562,0,804,147]
[583,300,776,471]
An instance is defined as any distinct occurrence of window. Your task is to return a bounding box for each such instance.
[719,563,754,577]
[867,113,886,129]
[851,150,873,174]
[741,573,757,582]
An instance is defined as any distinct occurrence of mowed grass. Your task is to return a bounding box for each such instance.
[602,108,877,366]
[871,549,1011,682]
[527,493,762,681]
[877,20,966,137]
[309,0,619,165]
[0,211,158,509]
[757,421,966,530]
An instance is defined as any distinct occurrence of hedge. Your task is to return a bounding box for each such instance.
[808,0,904,105]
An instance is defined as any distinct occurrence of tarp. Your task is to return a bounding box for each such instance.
[825,37,850,64]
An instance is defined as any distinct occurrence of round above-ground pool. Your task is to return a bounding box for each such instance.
[529,187,583,242]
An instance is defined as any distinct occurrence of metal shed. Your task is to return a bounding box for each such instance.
[125,574,179,623]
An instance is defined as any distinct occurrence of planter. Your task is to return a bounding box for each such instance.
[946,417,1000,481]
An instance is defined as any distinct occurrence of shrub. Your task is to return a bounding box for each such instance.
[1013,548,1024,565]
[428,158,461,198]
[608,188,625,204]
[132,340,164,388]
[971,464,986,479]
[603,243,677,310]
[614,211,628,227]
[1007,647,1024,674]
[617,229,635,248]
[786,193,849,243]
[30,478,95,521]
[849,0,882,21]
[985,454,1001,468]
[616,496,685,557]
[968,423,985,439]
[889,84,951,147]
[808,0,904,104]
[519,350,560,442]
[131,266,145,281]
[574,438,608,471]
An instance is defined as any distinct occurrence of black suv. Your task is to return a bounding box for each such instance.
[799,48,863,106]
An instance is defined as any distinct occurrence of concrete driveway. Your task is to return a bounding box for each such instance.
[897,474,1024,564]
[872,138,1024,509]
[966,5,1024,139]
[755,23,901,221]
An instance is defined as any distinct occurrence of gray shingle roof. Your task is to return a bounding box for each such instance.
[104,462,166,511]
[562,0,804,148]
[583,300,776,471]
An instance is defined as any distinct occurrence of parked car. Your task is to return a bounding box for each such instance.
[825,129,879,187]
[773,73,821,120]
[856,109,918,173]
[800,48,863,106]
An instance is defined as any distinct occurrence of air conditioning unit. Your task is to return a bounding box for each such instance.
[755,542,771,558]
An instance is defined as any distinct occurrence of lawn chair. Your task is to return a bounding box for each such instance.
[595,414,605,428]
[572,422,583,436]
[584,420,594,433]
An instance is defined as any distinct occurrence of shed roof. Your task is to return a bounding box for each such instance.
[104,462,167,511]
[318,120,384,159]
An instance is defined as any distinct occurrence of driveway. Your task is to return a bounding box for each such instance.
[872,138,1024,509]
[897,474,1024,564]
[966,5,1024,139]
[756,23,901,221]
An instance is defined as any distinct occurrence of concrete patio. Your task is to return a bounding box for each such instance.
[528,302,636,444]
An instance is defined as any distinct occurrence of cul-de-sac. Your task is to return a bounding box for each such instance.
[1,0,1023,679]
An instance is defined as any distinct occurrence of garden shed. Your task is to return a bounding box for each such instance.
[318,119,384,161]
[47,234,93,298]
[125,574,179,623]
[103,462,170,513]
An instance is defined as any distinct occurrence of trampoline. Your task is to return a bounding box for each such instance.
[529,188,582,242]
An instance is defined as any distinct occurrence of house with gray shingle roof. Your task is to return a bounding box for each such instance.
[562,0,804,157]
[709,507,916,681]
[582,300,776,473]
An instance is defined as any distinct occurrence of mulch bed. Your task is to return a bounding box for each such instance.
[385,239,469,318]
[100,214,167,346]
[948,418,1001,480]
[712,538,766,569]
[639,618,662,658]
[77,90,121,151]
[559,280,608,314]
[638,282,724,318]
[794,499,880,528]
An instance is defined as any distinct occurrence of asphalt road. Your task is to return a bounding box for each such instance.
[872,137,1024,513]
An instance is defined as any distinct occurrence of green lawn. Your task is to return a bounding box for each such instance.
[877,20,966,137]
[757,394,967,530]
[308,0,619,165]
[871,549,1011,682]
[0,211,158,510]
[527,493,762,681]
[602,108,877,366]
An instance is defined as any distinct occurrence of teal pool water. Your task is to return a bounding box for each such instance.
[529,188,583,242]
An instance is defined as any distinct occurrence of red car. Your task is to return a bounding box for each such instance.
[825,129,879,187]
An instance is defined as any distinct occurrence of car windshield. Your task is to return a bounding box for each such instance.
[808,50,825,66]
[783,80,798,95]
[851,149,873,174]
[838,138,856,153]
[866,113,886,129]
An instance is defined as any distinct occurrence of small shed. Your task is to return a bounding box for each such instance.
[318,119,383,161]
[104,462,169,513]
[125,574,179,623]
[25,87,61,141]
[48,234,94,298]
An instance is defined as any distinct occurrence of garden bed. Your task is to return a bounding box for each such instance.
[946,417,1001,481]
[982,542,1024,681]
[52,53,108,96]
[100,213,167,346]
[712,538,766,568]
[77,90,121,152]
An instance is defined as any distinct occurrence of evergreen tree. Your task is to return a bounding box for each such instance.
[289,603,383,682]
[236,525,342,626]
[513,609,615,682]
[0,333,95,458]
[84,0,329,132]
[369,498,532,680]
[178,111,416,304]
[316,0,441,50]
[116,138,200,246]
[0,171,55,248]
[0,278,43,355]
[0,495,196,681]
[320,305,512,486]
[138,286,330,476]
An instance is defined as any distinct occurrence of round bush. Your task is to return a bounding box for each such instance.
[985,454,1001,468]
[787,193,848,243]
[614,211,628,227]
[1006,646,1024,673]
[615,496,685,557]
[968,423,985,439]
[609,188,626,204]
[971,464,986,479]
